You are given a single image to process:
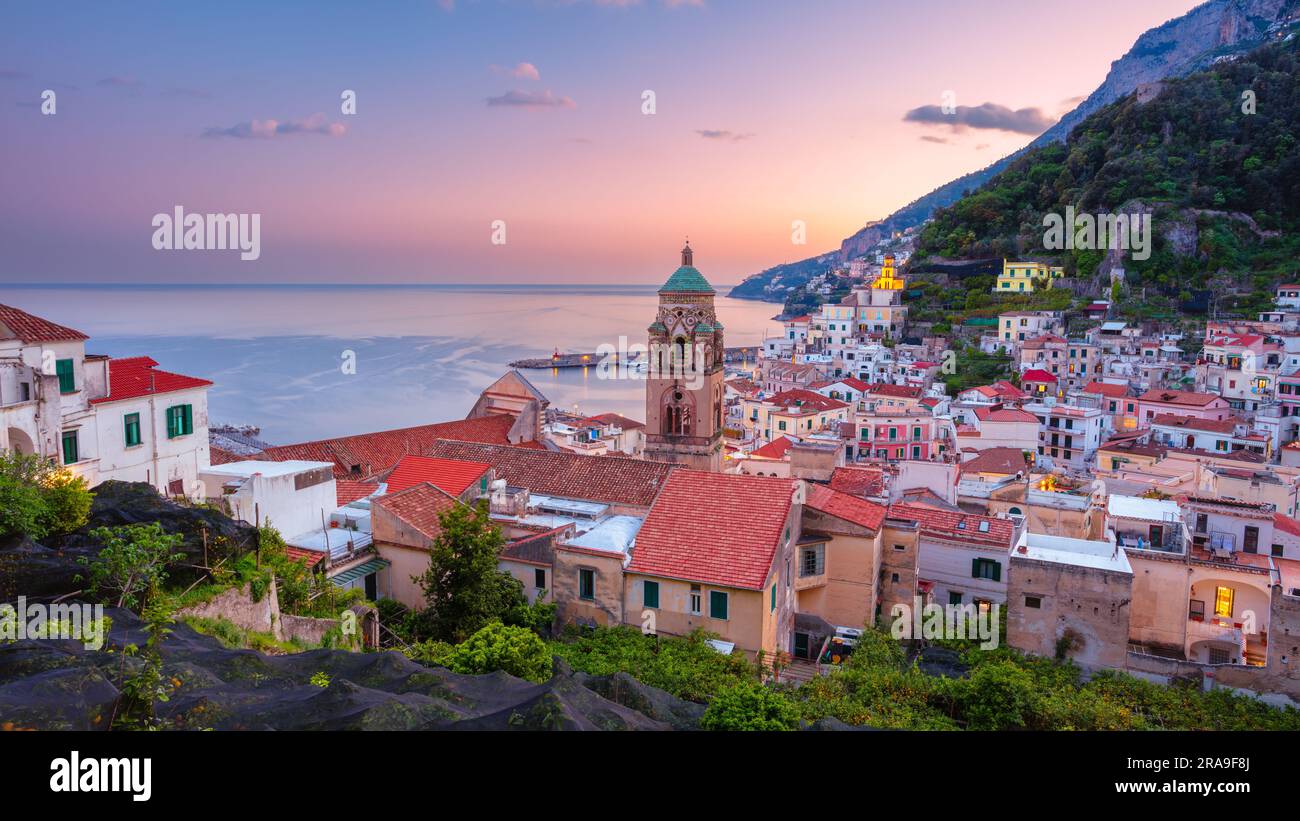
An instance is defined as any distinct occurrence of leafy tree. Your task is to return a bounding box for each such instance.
[0,459,46,538]
[77,522,186,609]
[700,681,800,731]
[0,451,94,539]
[414,501,528,642]
[38,468,93,537]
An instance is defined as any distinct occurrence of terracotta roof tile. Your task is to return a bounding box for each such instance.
[1138,389,1223,407]
[806,484,886,531]
[960,447,1029,476]
[1082,381,1128,398]
[767,389,849,413]
[1151,413,1237,434]
[0,303,88,343]
[888,503,1014,547]
[628,470,795,590]
[336,479,380,506]
[425,439,675,507]
[829,466,885,497]
[974,406,1038,423]
[867,383,923,399]
[750,437,794,460]
[260,414,531,480]
[373,483,460,541]
[1274,513,1300,540]
[589,412,645,430]
[385,455,492,496]
[89,356,213,405]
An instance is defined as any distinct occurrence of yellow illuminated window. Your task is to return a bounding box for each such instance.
[1214,586,1234,618]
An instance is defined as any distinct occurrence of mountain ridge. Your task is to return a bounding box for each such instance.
[730,0,1300,302]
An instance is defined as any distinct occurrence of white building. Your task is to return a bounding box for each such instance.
[198,460,339,536]
[1,304,213,497]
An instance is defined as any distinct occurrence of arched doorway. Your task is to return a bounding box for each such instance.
[5,427,35,455]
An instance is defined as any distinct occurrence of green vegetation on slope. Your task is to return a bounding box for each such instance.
[548,626,1300,730]
[915,35,1300,317]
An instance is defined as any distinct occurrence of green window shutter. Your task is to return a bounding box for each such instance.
[992,562,1001,582]
[644,580,659,609]
[167,405,193,438]
[971,558,981,579]
[61,430,78,465]
[770,584,776,613]
[55,359,75,393]
[124,413,141,447]
[709,590,728,620]
[579,569,594,600]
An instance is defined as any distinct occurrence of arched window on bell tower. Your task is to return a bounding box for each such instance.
[672,335,688,375]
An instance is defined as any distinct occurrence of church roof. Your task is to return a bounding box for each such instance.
[659,265,715,295]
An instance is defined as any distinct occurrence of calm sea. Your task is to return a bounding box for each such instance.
[3,284,780,443]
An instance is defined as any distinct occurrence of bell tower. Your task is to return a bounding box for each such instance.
[644,241,724,472]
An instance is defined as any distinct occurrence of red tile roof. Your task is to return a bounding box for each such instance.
[1151,413,1237,434]
[372,483,460,541]
[628,470,795,590]
[974,406,1038,423]
[589,412,645,430]
[750,437,794,460]
[336,479,380,506]
[0,304,89,343]
[806,484,886,531]
[209,446,243,465]
[89,356,213,405]
[425,439,675,508]
[1138,389,1224,407]
[990,380,1027,400]
[888,503,1014,547]
[829,466,886,497]
[1021,334,1068,349]
[260,414,534,480]
[1274,513,1300,540]
[284,545,325,566]
[959,447,1029,476]
[1021,369,1057,384]
[1083,381,1128,398]
[385,455,492,496]
[767,389,849,413]
[810,377,872,393]
[867,383,923,399]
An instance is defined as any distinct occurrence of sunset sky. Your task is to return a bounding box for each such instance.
[1,0,1202,286]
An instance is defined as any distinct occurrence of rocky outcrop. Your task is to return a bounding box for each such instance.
[0,608,677,730]
[0,481,257,602]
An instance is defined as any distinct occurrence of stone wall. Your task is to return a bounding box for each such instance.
[178,579,378,649]
[1007,556,1132,670]
[178,578,281,638]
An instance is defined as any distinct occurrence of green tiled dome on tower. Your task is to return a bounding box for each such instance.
[658,241,715,294]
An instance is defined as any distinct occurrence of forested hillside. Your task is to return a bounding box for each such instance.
[915,35,1300,317]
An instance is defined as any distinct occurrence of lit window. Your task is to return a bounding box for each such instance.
[1214,586,1234,618]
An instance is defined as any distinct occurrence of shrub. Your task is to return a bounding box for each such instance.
[448,621,552,683]
[0,451,94,539]
[549,626,757,702]
[700,682,800,731]
[77,522,186,609]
